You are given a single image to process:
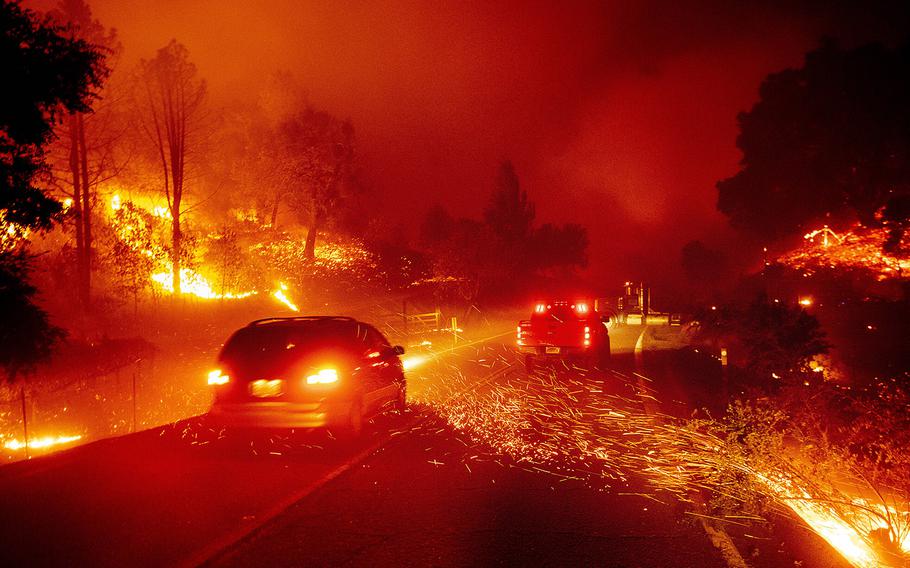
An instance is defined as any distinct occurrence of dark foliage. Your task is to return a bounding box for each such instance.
[0,0,106,230]
[717,39,910,243]
[530,223,588,270]
[0,1,105,382]
[0,252,65,381]
[695,294,828,381]
[420,161,589,302]
[681,240,728,283]
[484,161,534,244]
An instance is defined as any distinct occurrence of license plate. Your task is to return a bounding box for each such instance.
[250,379,284,397]
[545,347,560,354]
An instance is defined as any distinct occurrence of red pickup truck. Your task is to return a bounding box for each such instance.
[516,300,611,372]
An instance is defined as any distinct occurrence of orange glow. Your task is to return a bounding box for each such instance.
[575,302,589,313]
[779,223,910,280]
[272,282,300,312]
[402,355,426,371]
[804,225,843,248]
[207,369,229,385]
[0,211,29,251]
[3,435,83,451]
[152,268,257,300]
[306,368,338,384]
[799,296,814,307]
[534,303,545,313]
[753,472,910,568]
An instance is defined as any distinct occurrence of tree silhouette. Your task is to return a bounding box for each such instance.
[717,40,910,245]
[0,1,106,382]
[1,0,105,231]
[48,0,120,309]
[279,107,356,259]
[135,39,206,295]
[484,160,535,244]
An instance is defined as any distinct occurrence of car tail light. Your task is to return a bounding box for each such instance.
[576,303,589,314]
[208,369,229,385]
[583,326,591,347]
[534,303,546,313]
[306,368,339,385]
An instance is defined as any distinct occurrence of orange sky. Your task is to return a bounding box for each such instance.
[27,0,910,287]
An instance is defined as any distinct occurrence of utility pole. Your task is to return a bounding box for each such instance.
[20,387,29,460]
[131,371,138,433]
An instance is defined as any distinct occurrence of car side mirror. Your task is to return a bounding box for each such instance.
[392,345,405,356]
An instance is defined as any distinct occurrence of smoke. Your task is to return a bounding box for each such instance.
[27,0,910,287]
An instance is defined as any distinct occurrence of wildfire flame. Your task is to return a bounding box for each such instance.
[151,268,257,300]
[779,223,909,279]
[271,282,299,311]
[3,435,83,451]
[766,480,910,568]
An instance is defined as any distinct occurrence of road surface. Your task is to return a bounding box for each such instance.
[0,326,841,567]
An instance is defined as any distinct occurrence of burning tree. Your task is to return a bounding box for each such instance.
[103,201,161,312]
[203,228,246,299]
[134,39,207,295]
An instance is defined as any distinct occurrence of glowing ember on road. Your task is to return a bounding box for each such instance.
[3,435,83,451]
[411,344,910,568]
[271,282,299,311]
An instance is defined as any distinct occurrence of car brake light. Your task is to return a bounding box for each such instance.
[208,369,229,385]
[306,368,339,385]
[534,303,545,313]
[583,326,591,346]
[576,303,589,313]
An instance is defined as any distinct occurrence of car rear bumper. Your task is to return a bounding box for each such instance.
[208,399,353,429]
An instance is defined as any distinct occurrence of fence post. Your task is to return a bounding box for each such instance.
[131,370,137,433]
[20,387,29,460]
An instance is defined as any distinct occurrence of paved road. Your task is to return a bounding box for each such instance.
[0,326,840,567]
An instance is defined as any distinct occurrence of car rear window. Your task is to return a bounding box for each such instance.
[220,323,358,361]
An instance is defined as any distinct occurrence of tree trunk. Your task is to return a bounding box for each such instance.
[171,216,182,295]
[303,216,318,260]
[270,189,281,229]
[68,114,86,307]
[77,113,92,308]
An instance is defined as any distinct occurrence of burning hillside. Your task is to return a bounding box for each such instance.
[777,224,910,280]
